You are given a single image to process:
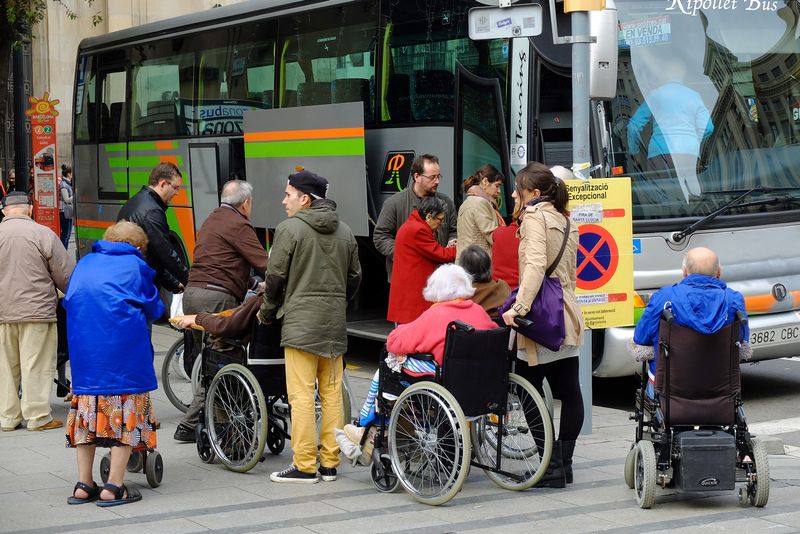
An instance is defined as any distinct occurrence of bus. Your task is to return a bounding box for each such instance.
[72,0,800,377]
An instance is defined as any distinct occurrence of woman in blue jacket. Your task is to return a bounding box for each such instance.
[63,221,164,507]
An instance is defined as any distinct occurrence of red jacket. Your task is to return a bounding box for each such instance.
[492,222,520,289]
[387,211,457,323]
[387,299,498,370]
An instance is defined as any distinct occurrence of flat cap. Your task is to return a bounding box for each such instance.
[2,191,31,208]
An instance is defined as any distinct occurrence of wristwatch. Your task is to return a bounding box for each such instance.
[512,302,528,315]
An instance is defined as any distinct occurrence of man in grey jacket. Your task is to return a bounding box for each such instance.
[372,154,457,281]
[257,169,361,483]
[0,192,75,431]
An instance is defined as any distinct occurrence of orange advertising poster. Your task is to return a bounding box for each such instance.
[26,92,60,235]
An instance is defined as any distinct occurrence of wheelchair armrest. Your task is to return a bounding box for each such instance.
[450,320,475,333]
[407,352,436,362]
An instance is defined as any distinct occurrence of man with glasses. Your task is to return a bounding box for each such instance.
[118,162,189,296]
[373,154,457,282]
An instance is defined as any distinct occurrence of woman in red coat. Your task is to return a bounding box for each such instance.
[387,197,456,323]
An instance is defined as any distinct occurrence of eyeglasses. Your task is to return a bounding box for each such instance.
[418,173,442,182]
[429,214,445,223]
[164,180,183,191]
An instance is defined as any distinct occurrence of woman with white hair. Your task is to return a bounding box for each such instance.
[341,264,497,458]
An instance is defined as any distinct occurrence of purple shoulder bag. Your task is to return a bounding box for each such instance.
[499,217,570,352]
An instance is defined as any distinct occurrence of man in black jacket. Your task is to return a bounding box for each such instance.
[117,162,188,293]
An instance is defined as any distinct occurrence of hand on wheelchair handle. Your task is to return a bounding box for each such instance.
[513,316,533,328]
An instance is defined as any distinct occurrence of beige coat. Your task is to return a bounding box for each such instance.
[0,215,75,323]
[456,195,499,259]
[514,202,584,364]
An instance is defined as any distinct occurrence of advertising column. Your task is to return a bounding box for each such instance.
[26,92,60,235]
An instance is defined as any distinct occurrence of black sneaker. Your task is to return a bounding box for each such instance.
[270,464,318,484]
[319,466,337,482]
[173,423,196,443]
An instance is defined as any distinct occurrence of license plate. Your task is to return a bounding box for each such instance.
[749,326,800,347]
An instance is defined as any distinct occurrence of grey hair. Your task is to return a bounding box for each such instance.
[457,245,492,283]
[422,264,475,303]
[221,180,253,207]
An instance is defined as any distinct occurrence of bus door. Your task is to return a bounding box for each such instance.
[453,62,512,215]
[188,142,222,226]
[96,50,128,201]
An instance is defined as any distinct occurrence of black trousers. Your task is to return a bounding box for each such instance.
[519,356,584,442]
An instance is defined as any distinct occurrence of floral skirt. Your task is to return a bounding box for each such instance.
[65,393,157,449]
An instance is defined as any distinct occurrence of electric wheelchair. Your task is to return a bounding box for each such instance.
[363,320,554,506]
[625,309,769,509]
[194,318,353,473]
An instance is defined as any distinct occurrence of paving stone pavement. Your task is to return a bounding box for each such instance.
[1,325,798,533]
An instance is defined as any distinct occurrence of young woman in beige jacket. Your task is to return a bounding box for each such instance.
[455,164,505,260]
[501,161,585,489]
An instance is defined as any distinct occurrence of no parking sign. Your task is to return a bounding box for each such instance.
[565,178,634,329]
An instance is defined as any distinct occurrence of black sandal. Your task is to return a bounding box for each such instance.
[96,482,142,507]
[67,481,101,505]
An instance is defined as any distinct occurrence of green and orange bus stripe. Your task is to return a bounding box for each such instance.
[244,126,365,158]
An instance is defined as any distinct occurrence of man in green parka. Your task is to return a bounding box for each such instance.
[258,169,361,483]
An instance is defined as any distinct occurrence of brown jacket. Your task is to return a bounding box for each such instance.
[196,290,262,339]
[187,205,268,302]
[0,215,75,322]
[515,202,584,363]
[472,279,511,318]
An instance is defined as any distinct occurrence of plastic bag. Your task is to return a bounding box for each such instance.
[170,292,184,318]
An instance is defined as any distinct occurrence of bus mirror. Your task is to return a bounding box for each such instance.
[589,2,618,100]
[468,4,543,40]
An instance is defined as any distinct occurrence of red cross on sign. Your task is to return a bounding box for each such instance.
[576,224,619,291]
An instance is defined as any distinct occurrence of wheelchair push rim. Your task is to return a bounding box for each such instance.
[205,364,268,473]
[470,373,554,491]
[388,382,470,506]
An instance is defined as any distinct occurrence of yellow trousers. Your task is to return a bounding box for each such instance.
[0,322,57,429]
[284,347,343,473]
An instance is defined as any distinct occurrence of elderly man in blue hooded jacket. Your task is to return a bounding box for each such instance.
[632,247,750,397]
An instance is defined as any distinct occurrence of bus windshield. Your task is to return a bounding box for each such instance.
[610,1,800,221]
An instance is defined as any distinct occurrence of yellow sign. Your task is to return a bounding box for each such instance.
[564,0,606,12]
[565,178,633,329]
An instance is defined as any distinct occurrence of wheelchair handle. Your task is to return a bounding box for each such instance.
[514,316,533,328]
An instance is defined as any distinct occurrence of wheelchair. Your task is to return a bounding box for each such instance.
[363,320,554,506]
[625,309,769,509]
[194,318,353,473]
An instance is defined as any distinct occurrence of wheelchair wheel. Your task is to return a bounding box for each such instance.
[162,337,197,413]
[634,440,657,509]
[206,364,268,473]
[371,454,400,493]
[748,437,770,507]
[471,373,553,491]
[267,417,286,455]
[624,444,636,489]
[196,422,217,464]
[389,382,470,506]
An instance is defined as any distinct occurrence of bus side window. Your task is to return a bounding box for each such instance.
[279,3,378,123]
[130,39,194,138]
